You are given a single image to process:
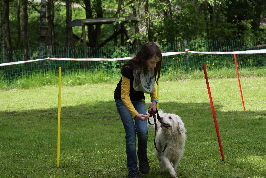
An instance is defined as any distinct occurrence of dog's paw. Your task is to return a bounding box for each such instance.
[159,162,166,171]
[170,171,177,178]
[168,167,177,178]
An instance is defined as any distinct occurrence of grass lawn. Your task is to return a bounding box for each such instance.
[0,76,266,177]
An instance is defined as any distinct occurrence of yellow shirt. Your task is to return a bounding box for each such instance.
[121,76,158,118]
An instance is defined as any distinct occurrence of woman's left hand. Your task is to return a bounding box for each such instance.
[148,102,157,113]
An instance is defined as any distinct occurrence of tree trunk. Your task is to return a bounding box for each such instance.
[130,1,139,45]
[39,0,47,58]
[47,0,55,55]
[3,0,12,51]
[16,0,22,48]
[144,0,152,41]
[114,0,124,46]
[65,0,73,48]
[84,0,93,47]
[83,0,103,48]
[0,0,5,61]
[95,0,103,45]
[21,0,29,59]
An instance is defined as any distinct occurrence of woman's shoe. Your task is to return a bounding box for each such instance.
[139,155,150,174]
[128,169,142,178]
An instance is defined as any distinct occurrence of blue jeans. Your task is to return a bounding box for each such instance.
[115,99,148,171]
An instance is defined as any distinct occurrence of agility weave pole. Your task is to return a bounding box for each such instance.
[233,54,246,111]
[57,67,62,167]
[202,64,225,161]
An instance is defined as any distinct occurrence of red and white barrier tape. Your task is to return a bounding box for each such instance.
[162,52,185,56]
[188,49,266,54]
[1,49,265,67]
[47,57,132,61]
[0,58,46,67]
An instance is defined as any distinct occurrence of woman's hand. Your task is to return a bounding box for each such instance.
[135,113,150,121]
[148,102,157,113]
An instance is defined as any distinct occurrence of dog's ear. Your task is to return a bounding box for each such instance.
[177,121,186,134]
[177,122,181,134]
[158,109,163,116]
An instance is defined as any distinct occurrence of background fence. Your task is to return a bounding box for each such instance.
[1,40,266,83]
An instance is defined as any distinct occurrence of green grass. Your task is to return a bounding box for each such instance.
[0,69,122,90]
[0,70,266,177]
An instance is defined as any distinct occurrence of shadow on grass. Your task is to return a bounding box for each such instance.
[0,101,265,177]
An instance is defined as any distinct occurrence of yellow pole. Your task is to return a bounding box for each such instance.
[157,81,160,109]
[57,67,62,167]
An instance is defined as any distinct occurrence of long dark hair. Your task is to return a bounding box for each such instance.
[121,42,162,83]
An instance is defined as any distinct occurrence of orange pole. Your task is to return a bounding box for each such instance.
[233,54,246,111]
[203,64,225,161]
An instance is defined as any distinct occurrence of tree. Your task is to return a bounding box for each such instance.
[47,0,55,51]
[83,0,103,47]
[21,0,29,59]
[1,0,266,53]
[65,0,73,48]
[246,0,266,34]
[39,0,47,58]
[3,0,12,51]
[16,0,22,48]
[0,0,5,61]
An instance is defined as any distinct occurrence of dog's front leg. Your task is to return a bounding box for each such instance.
[173,155,182,171]
[156,152,165,171]
[161,156,177,178]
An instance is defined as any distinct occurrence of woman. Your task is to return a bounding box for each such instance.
[114,42,162,178]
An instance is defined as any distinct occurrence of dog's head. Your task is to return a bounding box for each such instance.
[158,111,186,135]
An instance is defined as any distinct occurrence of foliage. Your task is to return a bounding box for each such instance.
[3,0,266,51]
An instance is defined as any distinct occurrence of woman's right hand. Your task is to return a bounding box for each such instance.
[135,113,150,121]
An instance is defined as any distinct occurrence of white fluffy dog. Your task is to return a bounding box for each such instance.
[149,110,186,178]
